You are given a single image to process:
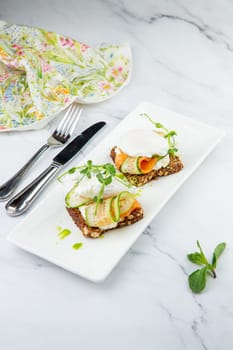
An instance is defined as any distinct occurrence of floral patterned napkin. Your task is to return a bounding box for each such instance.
[0,21,131,131]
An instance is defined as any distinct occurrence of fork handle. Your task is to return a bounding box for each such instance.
[5,163,60,216]
[0,144,50,201]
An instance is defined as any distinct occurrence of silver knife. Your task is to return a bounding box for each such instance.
[5,121,106,216]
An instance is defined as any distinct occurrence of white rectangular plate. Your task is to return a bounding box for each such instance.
[8,102,224,282]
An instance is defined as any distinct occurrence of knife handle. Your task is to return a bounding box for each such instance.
[5,163,60,217]
[0,144,50,201]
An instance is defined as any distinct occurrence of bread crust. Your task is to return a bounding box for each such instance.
[110,146,183,187]
[66,207,144,238]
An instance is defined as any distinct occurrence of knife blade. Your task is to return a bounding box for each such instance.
[6,121,106,216]
[53,121,105,166]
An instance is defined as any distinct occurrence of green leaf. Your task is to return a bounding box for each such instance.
[105,163,116,176]
[103,176,112,185]
[170,130,177,136]
[212,242,226,268]
[68,167,76,174]
[187,252,208,266]
[96,173,104,183]
[154,122,163,128]
[188,267,207,293]
[165,131,177,138]
[168,148,178,154]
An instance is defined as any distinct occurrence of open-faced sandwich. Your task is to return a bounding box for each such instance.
[59,161,143,238]
[110,113,183,186]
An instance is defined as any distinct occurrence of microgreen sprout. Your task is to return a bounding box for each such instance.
[140,113,178,157]
[59,161,131,212]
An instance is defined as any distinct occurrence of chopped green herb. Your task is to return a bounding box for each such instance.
[57,228,71,240]
[72,242,83,250]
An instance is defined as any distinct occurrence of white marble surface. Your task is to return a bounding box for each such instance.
[0,1,233,349]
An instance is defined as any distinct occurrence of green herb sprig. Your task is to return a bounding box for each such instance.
[187,241,226,293]
[58,161,131,212]
[140,113,178,156]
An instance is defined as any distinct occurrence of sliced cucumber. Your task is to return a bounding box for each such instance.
[118,191,135,216]
[65,184,92,208]
[136,157,142,173]
[65,185,83,208]
[120,157,142,174]
[111,196,120,222]
[85,198,114,227]
[111,191,135,221]
[83,192,137,228]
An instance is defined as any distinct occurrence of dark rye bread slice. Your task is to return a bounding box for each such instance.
[110,146,183,187]
[66,207,144,238]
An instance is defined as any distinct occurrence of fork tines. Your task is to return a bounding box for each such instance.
[55,104,83,138]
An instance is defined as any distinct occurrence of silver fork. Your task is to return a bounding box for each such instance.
[0,104,82,201]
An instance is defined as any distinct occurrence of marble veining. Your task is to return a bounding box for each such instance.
[0,0,233,349]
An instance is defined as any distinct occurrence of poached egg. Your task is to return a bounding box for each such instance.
[117,129,170,170]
